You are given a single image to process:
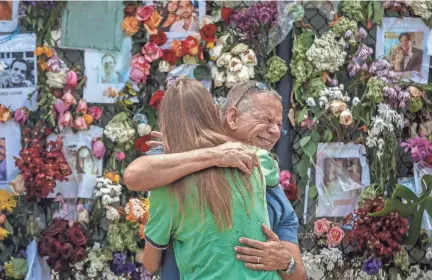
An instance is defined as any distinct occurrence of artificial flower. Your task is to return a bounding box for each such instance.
[171,40,184,57]
[14,107,28,125]
[66,71,78,87]
[230,43,249,55]
[122,16,140,36]
[76,99,88,114]
[327,226,345,247]
[137,123,152,136]
[150,31,167,46]
[74,116,88,130]
[182,36,200,56]
[87,106,102,121]
[58,111,73,130]
[216,53,232,67]
[54,98,70,114]
[200,24,217,43]
[62,90,77,106]
[158,60,171,73]
[339,109,353,126]
[0,104,10,122]
[134,135,152,153]
[46,71,67,88]
[149,90,164,110]
[91,139,106,159]
[211,66,226,88]
[313,218,331,237]
[142,42,163,63]
[163,49,179,65]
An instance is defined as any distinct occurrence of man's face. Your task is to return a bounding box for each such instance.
[0,139,5,161]
[168,1,178,12]
[178,0,192,19]
[10,61,27,85]
[103,56,115,74]
[400,35,411,51]
[229,94,283,151]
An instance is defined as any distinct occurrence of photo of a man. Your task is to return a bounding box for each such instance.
[99,54,123,84]
[0,138,6,182]
[397,32,423,72]
[0,1,12,21]
[169,0,199,32]
[0,58,34,89]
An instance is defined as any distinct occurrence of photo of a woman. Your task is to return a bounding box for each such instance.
[389,46,405,72]
[158,1,181,32]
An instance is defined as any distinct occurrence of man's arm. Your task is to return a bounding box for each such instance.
[124,142,257,191]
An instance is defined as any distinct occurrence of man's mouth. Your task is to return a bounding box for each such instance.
[257,136,272,146]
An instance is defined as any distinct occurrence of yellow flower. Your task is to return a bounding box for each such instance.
[45,48,53,58]
[83,113,94,125]
[122,16,140,36]
[0,190,17,213]
[34,47,44,56]
[0,227,9,240]
[206,42,215,49]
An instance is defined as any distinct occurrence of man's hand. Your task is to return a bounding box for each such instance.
[234,224,291,271]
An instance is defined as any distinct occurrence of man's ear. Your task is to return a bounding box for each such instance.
[225,107,239,130]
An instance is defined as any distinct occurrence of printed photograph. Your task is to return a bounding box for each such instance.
[65,144,100,176]
[376,17,430,84]
[0,0,18,33]
[0,137,6,182]
[0,52,36,89]
[98,53,125,84]
[323,157,362,187]
[0,1,12,21]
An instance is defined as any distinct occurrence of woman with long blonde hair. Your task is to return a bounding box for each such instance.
[143,78,281,280]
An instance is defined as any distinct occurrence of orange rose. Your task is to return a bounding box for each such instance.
[182,36,199,56]
[122,16,140,36]
[0,105,11,122]
[143,9,163,35]
[83,113,94,125]
[171,40,184,57]
[35,47,44,56]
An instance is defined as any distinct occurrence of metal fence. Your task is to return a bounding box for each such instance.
[49,1,432,279]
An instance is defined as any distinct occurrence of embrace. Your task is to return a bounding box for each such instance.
[125,79,306,280]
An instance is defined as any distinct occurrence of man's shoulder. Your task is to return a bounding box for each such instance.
[413,47,423,56]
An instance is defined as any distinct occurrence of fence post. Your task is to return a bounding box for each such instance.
[275,30,293,170]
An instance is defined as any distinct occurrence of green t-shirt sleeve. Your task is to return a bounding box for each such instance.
[144,187,175,249]
[257,149,280,188]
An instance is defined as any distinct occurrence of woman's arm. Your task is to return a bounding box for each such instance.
[143,244,163,275]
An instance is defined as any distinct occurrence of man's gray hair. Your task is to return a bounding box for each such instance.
[221,80,281,117]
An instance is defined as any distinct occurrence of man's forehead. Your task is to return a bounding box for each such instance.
[251,95,282,117]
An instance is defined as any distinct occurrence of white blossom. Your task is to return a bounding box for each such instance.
[137,123,152,136]
[306,98,316,107]
[104,121,135,144]
[106,206,120,221]
[426,247,432,260]
[352,97,361,106]
[93,177,122,206]
[306,31,347,72]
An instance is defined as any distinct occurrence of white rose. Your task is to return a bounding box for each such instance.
[216,53,232,67]
[339,109,353,126]
[239,49,257,66]
[209,43,224,61]
[230,43,249,55]
[328,100,348,117]
[158,60,171,73]
[46,71,67,88]
[219,34,233,46]
[138,123,152,136]
[211,66,226,88]
[226,71,240,88]
[228,57,243,73]
[247,66,255,78]
[237,65,251,82]
[200,15,214,29]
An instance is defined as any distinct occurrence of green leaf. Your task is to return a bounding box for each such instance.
[323,129,333,142]
[193,65,211,81]
[299,30,315,49]
[367,2,373,21]
[4,219,13,235]
[12,258,28,277]
[131,43,142,56]
[296,156,311,179]
[372,2,385,24]
[308,185,318,199]
[310,131,320,143]
[300,134,318,158]
[296,107,308,124]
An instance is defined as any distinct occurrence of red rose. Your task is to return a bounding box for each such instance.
[182,36,199,56]
[149,90,164,110]
[283,184,298,201]
[57,231,69,243]
[134,135,152,153]
[150,31,168,46]
[67,226,88,247]
[221,7,235,23]
[163,49,179,65]
[53,259,66,272]
[47,239,62,259]
[38,237,54,256]
[61,243,75,260]
[200,24,217,42]
[74,247,88,263]
[42,219,68,237]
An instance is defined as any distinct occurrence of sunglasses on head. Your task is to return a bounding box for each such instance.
[233,82,271,108]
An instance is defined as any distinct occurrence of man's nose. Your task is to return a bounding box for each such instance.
[268,124,280,136]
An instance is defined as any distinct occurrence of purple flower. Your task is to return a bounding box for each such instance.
[113,253,126,265]
[399,101,406,108]
[358,27,367,40]
[348,62,360,77]
[344,30,353,38]
[362,257,382,275]
[360,63,369,72]
[401,133,432,166]
[330,79,339,86]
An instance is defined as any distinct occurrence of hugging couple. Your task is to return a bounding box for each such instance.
[125,79,306,280]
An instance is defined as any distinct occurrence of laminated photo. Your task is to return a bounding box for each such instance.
[83,38,137,104]
[376,17,430,84]
[0,34,38,110]
[315,142,370,217]
[146,0,206,48]
[0,1,19,33]
[0,120,21,189]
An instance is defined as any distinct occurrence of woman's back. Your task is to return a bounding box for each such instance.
[145,166,281,280]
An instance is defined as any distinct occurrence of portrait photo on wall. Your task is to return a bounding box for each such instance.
[84,38,137,104]
[0,120,21,188]
[376,17,430,84]
[0,1,18,33]
[0,34,38,111]
[146,0,205,48]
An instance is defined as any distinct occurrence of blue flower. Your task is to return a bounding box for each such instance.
[362,257,382,275]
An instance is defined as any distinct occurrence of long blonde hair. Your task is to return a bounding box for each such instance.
[159,78,256,230]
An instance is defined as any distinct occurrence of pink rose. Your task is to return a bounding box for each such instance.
[313,218,331,237]
[91,139,106,159]
[131,54,152,73]
[62,90,77,107]
[327,226,345,247]
[136,5,154,22]
[76,99,88,114]
[280,170,292,182]
[142,42,163,63]
[74,116,88,130]
[115,152,126,161]
[66,71,78,87]
[54,98,70,114]
[58,112,73,130]
[130,67,148,84]
[88,106,102,121]
[14,108,27,125]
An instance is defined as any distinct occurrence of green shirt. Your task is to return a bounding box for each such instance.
[145,149,281,280]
